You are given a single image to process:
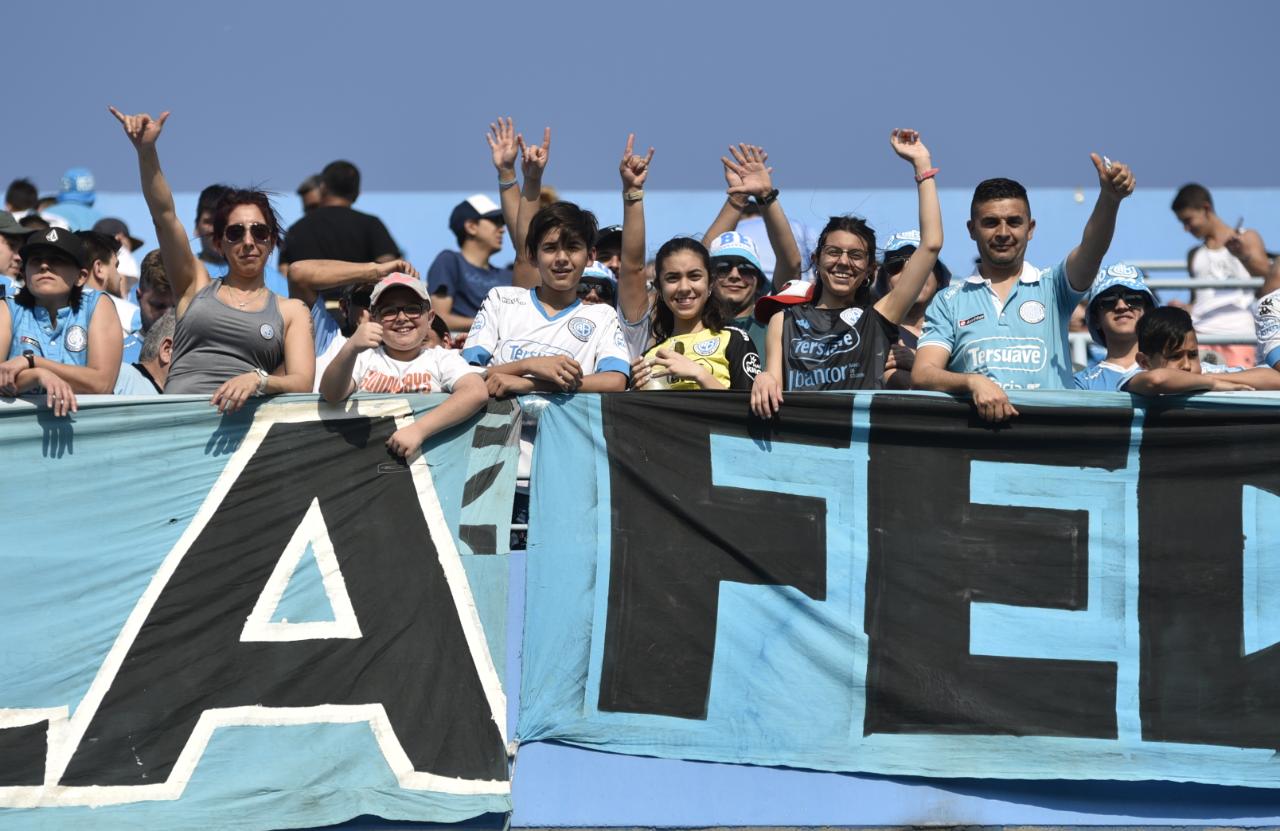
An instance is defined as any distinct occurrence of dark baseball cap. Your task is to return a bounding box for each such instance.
[594,225,622,249]
[20,227,88,269]
[0,211,26,237]
[93,217,145,251]
[448,194,504,237]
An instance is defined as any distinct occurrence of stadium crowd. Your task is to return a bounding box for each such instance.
[2,110,1279,452]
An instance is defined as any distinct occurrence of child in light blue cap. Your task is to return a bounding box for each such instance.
[1072,262,1156,390]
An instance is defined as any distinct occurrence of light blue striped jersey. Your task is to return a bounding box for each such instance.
[1074,360,1140,391]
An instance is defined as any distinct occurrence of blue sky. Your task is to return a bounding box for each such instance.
[9,0,1280,196]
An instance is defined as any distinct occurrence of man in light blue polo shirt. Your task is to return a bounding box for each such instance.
[912,155,1135,421]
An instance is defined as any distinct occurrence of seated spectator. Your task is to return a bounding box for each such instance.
[113,107,313,410]
[93,217,145,291]
[0,227,123,415]
[114,309,176,395]
[45,167,102,230]
[320,274,489,458]
[279,160,400,287]
[1171,183,1260,367]
[751,130,942,417]
[463,135,629,397]
[912,152,1135,422]
[4,178,38,218]
[428,194,512,332]
[78,231,140,332]
[0,211,27,293]
[1124,306,1280,394]
[578,261,617,306]
[1073,264,1156,391]
[123,250,177,363]
[875,230,953,389]
[296,174,323,214]
[629,237,760,391]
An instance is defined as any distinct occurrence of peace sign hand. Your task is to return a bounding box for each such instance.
[487,116,519,172]
[1091,153,1135,201]
[517,126,551,183]
[108,106,170,150]
[722,144,773,199]
[619,133,655,190]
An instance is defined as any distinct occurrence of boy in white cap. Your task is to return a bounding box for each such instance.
[320,273,489,458]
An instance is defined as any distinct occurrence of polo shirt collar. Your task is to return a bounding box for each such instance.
[964,261,1042,286]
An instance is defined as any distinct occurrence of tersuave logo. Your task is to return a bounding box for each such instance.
[962,336,1047,373]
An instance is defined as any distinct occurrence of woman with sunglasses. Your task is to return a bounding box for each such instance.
[320,274,488,457]
[111,107,314,412]
[750,129,942,418]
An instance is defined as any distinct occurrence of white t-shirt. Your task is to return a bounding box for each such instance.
[1190,245,1256,339]
[347,345,481,394]
[313,332,347,392]
[461,286,631,378]
[110,295,140,335]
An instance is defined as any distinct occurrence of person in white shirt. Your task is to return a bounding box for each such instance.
[77,230,140,334]
[320,274,489,458]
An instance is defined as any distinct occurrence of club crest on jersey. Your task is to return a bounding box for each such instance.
[742,352,762,378]
[259,324,275,340]
[1019,301,1046,324]
[65,325,88,352]
[693,337,721,356]
[840,307,864,327]
[567,317,596,342]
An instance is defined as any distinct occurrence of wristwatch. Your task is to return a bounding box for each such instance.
[756,188,779,206]
[254,368,270,396]
[22,349,35,369]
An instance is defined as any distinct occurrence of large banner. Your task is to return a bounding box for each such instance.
[0,395,519,830]
[518,390,1280,788]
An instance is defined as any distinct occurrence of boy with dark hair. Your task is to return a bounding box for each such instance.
[913,155,1135,422]
[1073,263,1156,390]
[5,179,38,216]
[194,184,231,278]
[77,230,140,341]
[1124,306,1280,394]
[1170,182,1262,366]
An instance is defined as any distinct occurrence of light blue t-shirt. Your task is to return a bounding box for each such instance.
[311,297,341,357]
[6,289,106,365]
[45,201,102,231]
[121,306,144,364]
[919,260,1082,390]
[1074,360,1140,391]
[113,362,161,395]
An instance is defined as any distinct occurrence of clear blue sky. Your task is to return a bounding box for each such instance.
[9,0,1279,196]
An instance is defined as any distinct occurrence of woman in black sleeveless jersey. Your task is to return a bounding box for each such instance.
[750,129,943,418]
[111,107,314,412]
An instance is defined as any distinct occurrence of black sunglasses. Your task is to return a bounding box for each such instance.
[882,257,909,277]
[577,280,616,300]
[712,261,762,282]
[223,222,272,244]
[1095,290,1149,311]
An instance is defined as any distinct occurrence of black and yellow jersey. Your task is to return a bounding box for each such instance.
[643,326,761,390]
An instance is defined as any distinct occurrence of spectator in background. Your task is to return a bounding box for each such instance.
[428,193,511,332]
[45,167,103,230]
[19,214,50,232]
[296,174,323,214]
[123,249,176,363]
[93,217,145,290]
[578,261,617,306]
[1171,183,1260,367]
[194,184,231,279]
[5,178,38,218]
[912,153,1135,422]
[1073,263,1156,390]
[320,274,489,458]
[77,231,140,338]
[279,160,400,282]
[1124,306,1280,394]
[112,107,314,410]
[0,211,27,292]
[875,229,953,389]
[594,225,622,275]
[114,308,176,395]
[0,227,123,414]
[1254,255,1280,369]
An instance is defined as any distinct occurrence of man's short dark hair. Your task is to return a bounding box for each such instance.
[19,214,49,231]
[321,161,360,202]
[1171,183,1213,214]
[296,174,323,196]
[139,249,171,294]
[525,201,599,260]
[76,230,121,269]
[1137,306,1195,357]
[970,178,1030,217]
[5,178,37,212]
[197,184,231,223]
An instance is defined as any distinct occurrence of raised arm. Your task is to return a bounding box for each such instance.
[619,133,655,325]
[289,258,417,306]
[488,117,538,288]
[108,107,206,306]
[702,155,748,245]
[874,129,942,324]
[512,127,551,290]
[722,144,803,289]
[1064,154,1135,292]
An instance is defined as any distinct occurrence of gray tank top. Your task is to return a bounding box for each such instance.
[166,281,287,395]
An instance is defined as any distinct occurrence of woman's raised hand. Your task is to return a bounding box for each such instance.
[889,128,931,167]
[619,133,655,190]
[108,106,170,150]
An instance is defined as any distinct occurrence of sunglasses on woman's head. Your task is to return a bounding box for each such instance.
[223,222,272,244]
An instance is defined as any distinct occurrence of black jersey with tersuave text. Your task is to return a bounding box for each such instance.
[781,302,898,390]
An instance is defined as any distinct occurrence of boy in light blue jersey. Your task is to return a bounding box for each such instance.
[913,155,1136,422]
[1073,263,1156,391]
[1124,306,1280,394]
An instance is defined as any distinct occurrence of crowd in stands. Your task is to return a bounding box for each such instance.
[4,109,1280,453]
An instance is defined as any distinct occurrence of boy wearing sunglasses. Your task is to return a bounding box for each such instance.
[1073,263,1156,391]
[577,261,617,307]
[707,232,769,355]
[319,274,488,457]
